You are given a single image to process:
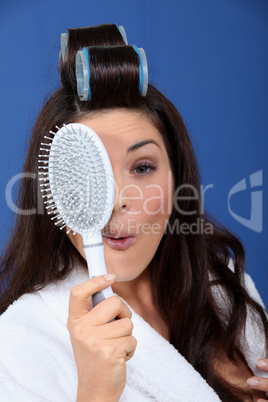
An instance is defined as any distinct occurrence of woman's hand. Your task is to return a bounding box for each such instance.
[247,359,268,401]
[67,274,137,402]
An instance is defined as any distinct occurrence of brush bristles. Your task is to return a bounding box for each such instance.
[38,124,110,233]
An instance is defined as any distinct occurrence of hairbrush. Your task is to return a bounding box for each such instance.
[38,123,115,307]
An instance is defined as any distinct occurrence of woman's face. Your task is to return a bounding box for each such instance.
[69,109,174,282]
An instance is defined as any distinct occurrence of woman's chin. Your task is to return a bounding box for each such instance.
[108,272,137,283]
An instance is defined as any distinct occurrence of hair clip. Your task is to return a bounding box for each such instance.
[59,32,69,63]
[75,45,149,101]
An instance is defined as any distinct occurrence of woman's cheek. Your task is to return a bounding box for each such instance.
[128,187,159,224]
[142,182,173,218]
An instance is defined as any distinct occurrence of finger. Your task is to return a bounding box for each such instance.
[88,295,132,325]
[101,317,134,339]
[125,343,137,362]
[111,335,137,362]
[122,335,137,362]
[247,376,268,392]
[256,359,268,373]
[68,275,116,319]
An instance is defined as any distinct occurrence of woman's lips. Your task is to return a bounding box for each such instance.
[102,235,136,250]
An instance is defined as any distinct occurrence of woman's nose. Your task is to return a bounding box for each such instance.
[113,182,130,214]
[112,179,143,215]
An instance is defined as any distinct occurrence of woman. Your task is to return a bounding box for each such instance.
[0,24,267,401]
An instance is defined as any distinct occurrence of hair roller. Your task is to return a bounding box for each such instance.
[76,45,149,101]
[59,24,129,91]
[59,32,69,63]
[59,24,127,66]
[117,25,128,44]
[132,46,148,97]
[76,48,91,101]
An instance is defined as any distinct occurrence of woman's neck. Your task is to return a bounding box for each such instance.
[112,269,170,341]
[112,268,152,308]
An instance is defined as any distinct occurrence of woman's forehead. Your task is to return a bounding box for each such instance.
[77,109,163,147]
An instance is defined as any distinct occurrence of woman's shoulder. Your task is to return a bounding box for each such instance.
[243,271,266,309]
[211,259,266,309]
[211,259,267,377]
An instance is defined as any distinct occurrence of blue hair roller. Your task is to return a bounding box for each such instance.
[76,47,91,101]
[75,44,149,101]
[132,45,148,96]
[61,25,127,64]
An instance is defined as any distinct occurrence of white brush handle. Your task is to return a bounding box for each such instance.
[83,237,114,308]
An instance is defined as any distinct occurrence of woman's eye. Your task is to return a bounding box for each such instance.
[132,163,157,176]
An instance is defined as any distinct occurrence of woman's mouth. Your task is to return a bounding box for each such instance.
[102,233,136,250]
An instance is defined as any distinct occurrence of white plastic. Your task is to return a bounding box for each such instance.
[60,32,69,63]
[118,25,128,44]
[83,233,114,303]
[76,49,90,101]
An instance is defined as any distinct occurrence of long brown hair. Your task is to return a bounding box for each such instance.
[0,24,267,401]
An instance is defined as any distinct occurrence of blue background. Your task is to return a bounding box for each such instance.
[0,0,267,308]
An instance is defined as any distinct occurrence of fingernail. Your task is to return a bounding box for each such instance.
[247,377,260,387]
[104,273,116,282]
[256,359,268,369]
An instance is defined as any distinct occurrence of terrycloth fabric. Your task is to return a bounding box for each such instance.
[0,264,266,401]
[210,260,268,380]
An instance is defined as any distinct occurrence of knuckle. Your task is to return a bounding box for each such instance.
[101,344,115,361]
[66,319,73,332]
[93,275,103,286]
[72,325,87,342]
[72,327,100,352]
[132,336,137,350]
[93,275,107,288]
[124,317,133,332]
[70,285,82,299]
[110,295,124,310]
[87,333,101,352]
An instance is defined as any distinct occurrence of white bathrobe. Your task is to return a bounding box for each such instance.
[0,263,266,401]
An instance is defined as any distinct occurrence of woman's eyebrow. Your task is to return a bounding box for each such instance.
[127,139,160,153]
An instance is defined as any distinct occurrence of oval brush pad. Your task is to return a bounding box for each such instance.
[38,123,115,305]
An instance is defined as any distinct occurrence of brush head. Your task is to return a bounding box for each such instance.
[38,123,114,235]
